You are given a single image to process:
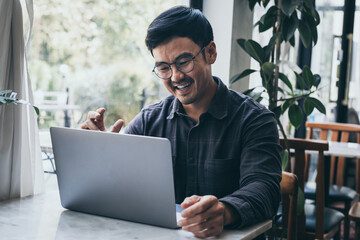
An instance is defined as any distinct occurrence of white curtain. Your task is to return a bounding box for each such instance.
[0,0,44,201]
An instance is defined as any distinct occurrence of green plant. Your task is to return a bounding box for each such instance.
[231,0,326,142]
[0,90,39,115]
[231,1,327,225]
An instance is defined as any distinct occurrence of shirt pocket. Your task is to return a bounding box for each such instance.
[201,158,239,197]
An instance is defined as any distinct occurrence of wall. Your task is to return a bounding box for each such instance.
[203,0,253,92]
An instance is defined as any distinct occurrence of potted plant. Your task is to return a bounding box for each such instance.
[0,90,39,115]
[231,0,326,168]
[230,1,327,234]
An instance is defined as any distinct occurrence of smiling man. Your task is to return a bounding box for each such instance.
[81,6,282,239]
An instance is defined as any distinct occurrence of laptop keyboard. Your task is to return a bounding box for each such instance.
[176,204,184,222]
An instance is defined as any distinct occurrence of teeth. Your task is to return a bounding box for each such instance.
[176,83,190,90]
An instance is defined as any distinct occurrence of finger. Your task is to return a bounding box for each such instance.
[181,195,218,218]
[87,110,102,120]
[87,109,106,131]
[85,119,100,131]
[181,195,201,209]
[95,108,106,119]
[80,122,89,129]
[193,225,223,239]
[110,119,124,133]
[179,202,224,227]
[182,215,223,235]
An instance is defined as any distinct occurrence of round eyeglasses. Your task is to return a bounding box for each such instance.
[152,46,205,80]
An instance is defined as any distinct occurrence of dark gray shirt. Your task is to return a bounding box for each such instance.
[125,77,282,228]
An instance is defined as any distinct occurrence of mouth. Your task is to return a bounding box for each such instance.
[175,82,191,90]
[172,78,194,93]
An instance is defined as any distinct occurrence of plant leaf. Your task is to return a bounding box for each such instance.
[264,32,281,61]
[298,20,311,48]
[281,0,299,17]
[271,105,282,119]
[237,38,246,51]
[33,106,40,116]
[311,25,318,46]
[288,104,303,129]
[230,69,257,84]
[289,35,295,47]
[303,0,320,25]
[302,65,313,88]
[244,40,265,64]
[313,74,321,87]
[263,0,270,8]
[243,87,257,95]
[252,94,263,103]
[278,72,293,91]
[282,12,299,41]
[257,6,277,32]
[245,89,265,103]
[278,86,284,94]
[314,8,321,25]
[0,90,12,96]
[303,97,315,116]
[261,62,277,79]
[295,72,305,90]
[281,149,289,171]
[281,99,294,114]
[249,0,260,11]
[307,97,326,114]
[302,11,318,45]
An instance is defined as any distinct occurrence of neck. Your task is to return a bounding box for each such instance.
[183,78,218,123]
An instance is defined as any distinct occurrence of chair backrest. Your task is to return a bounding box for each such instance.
[280,171,298,240]
[34,90,69,106]
[305,122,360,186]
[280,138,329,239]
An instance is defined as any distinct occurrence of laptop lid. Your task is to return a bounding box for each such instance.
[50,126,179,229]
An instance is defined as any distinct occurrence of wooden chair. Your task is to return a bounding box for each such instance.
[349,156,360,240]
[268,171,298,240]
[305,122,360,240]
[280,138,344,240]
[349,202,360,240]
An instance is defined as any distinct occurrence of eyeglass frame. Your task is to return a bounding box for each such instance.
[152,46,206,80]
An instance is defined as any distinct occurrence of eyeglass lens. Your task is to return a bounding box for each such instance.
[154,58,194,79]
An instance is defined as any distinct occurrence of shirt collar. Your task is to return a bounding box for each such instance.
[167,97,182,120]
[166,76,229,120]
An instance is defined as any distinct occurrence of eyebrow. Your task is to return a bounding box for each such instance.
[154,52,194,67]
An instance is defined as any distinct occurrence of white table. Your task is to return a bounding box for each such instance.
[326,141,360,158]
[309,141,360,206]
[0,175,272,240]
[306,141,360,158]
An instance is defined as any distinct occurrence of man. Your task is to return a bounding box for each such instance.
[81,6,282,239]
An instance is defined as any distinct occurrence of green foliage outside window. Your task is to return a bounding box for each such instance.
[28,0,182,128]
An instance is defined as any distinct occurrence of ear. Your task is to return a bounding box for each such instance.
[206,41,217,64]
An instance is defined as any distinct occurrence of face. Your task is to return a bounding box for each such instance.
[152,37,217,107]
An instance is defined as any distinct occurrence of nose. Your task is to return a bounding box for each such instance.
[170,66,185,82]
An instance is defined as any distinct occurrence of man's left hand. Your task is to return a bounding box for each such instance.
[178,195,236,238]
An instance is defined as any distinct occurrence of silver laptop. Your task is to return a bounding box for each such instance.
[50,126,182,229]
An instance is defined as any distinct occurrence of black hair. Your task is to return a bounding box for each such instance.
[145,6,214,54]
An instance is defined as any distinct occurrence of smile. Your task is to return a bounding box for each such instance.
[176,83,191,90]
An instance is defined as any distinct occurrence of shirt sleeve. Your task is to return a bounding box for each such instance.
[124,111,144,135]
[219,107,282,229]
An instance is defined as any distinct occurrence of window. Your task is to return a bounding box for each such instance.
[28,0,187,129]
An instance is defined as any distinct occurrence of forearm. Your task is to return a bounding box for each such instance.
[221,202,240,226]
[220,174,280,228]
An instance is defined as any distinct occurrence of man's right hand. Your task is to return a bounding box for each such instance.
[80,108,124,133]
